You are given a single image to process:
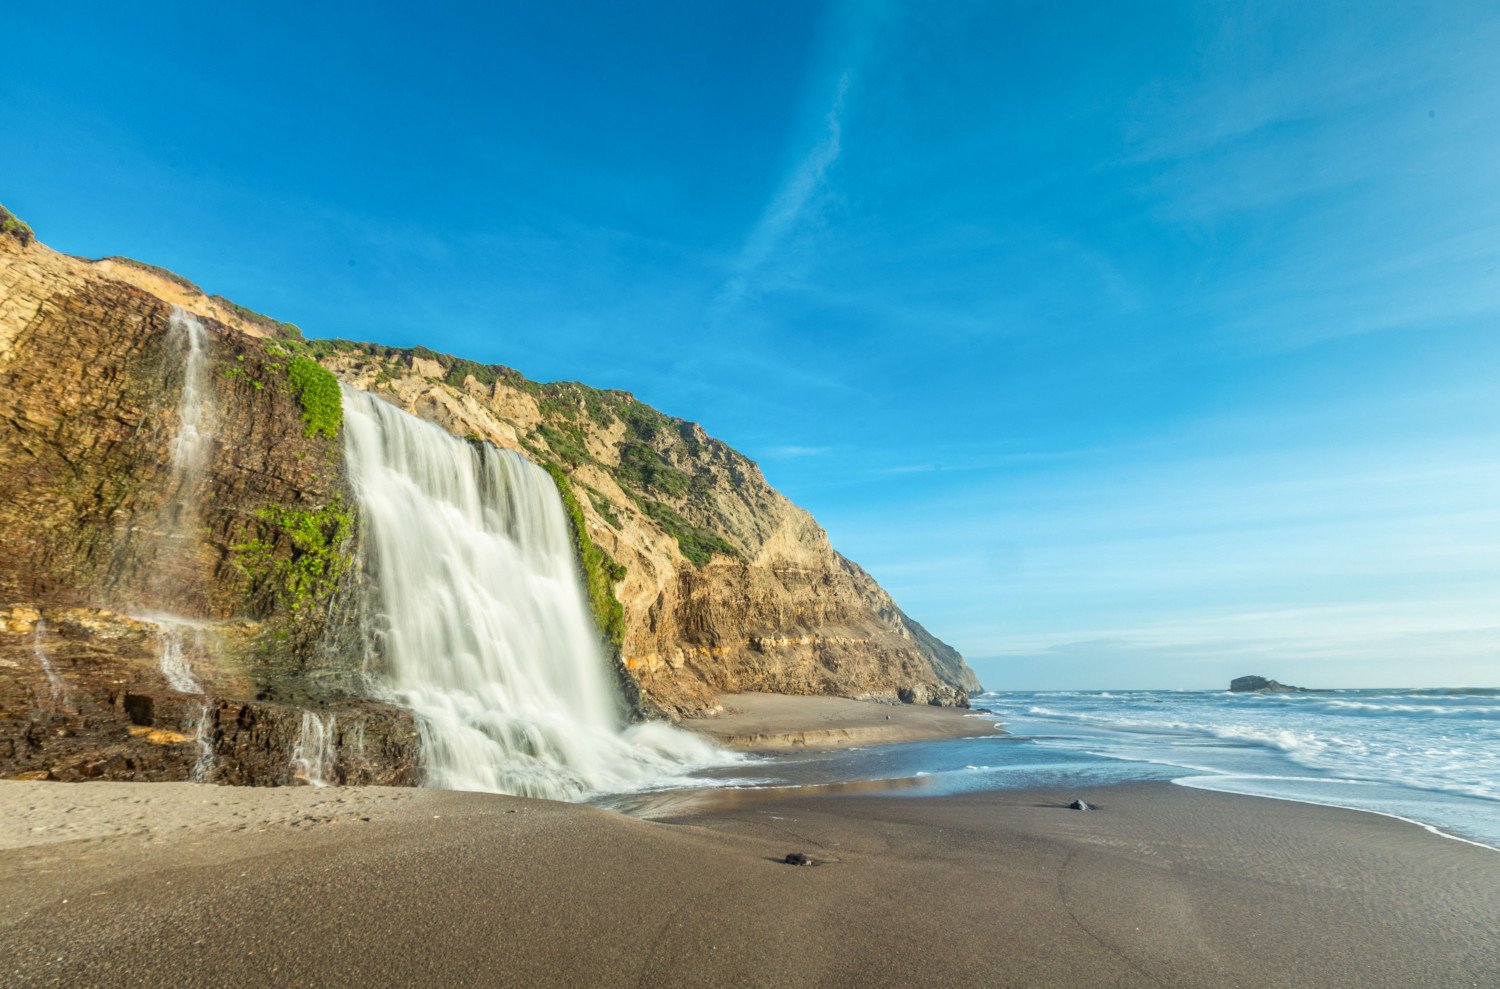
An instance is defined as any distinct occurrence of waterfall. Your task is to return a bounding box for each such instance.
[290,711,336,786]
[145,616,215,782]
[142,307,217,782]
[156,619,203,694]
[168,307,214,484]
[31,619,69,708]
[342,386,725,799]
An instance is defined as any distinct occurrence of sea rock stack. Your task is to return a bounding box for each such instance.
[1229,675,1309,693]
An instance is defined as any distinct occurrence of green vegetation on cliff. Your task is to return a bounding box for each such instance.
[640,500,738,567]
[285,355,342,440]
[542,462,626,649]
[233,500,354,613]
[0,203,34,246]
[287,339,744,568]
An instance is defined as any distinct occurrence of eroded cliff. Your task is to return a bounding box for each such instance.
[316,343,980,714]
[0,218,978,783]
[0,229,417,783]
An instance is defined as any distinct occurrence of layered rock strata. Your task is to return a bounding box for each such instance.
[321,346,981,713]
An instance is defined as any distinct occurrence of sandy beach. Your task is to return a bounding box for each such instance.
[2,778,1495,988]
[684,693,1002,751]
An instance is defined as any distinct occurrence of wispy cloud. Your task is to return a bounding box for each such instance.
[762,444,832,459]
[712,71,851,321]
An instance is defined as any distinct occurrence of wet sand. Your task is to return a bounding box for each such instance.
[2,779,1494,988]
[684,692,1002,751]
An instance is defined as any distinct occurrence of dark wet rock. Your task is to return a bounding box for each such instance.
[0,607,423,784]
[1068,799,1091,811]
[784,852,812,866]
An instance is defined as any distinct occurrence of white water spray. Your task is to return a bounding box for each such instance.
[143,615,215,782]
[147,308,218,782]
[342,386,726,799]
[156,619,203,694]
[168,307,214,483]
[291,711,337,786]
[31,619,69,708]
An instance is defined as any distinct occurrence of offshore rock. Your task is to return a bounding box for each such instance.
[1229,675,1309,694]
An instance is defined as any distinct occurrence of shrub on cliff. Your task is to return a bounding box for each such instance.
[233,500,354,614]
[641,500,738,566]
[286,355,342,440]
[542,462,627,649]
[0,203,34,246]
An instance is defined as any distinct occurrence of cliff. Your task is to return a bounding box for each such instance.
[0,226,419,783]
[315,342,980,713]
[0,215,978,783]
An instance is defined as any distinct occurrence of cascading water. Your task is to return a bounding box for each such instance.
[31,619,69,708]
[156,619,203,694]
[145,615,215,782]
[168,308,214,486]
[342,386,726,799]
[144,308,218,782]
[291,712,336,786]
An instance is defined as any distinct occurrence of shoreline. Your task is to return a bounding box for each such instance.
[682,692,1002,751]
[1170,775,1500,852]
[2,779,1495,987]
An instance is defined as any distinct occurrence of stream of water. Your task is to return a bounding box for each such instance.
[342,386,730,799]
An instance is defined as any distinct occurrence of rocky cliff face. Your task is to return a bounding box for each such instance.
[0,221,978,783]
[0,231,418,783]
[318,344,981,713]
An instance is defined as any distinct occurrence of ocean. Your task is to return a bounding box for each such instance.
[643,687,1500,849]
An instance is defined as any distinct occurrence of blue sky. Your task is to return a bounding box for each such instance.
[4,2,1497,689]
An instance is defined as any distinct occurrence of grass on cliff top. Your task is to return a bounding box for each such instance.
[1,203,34,246]
[262,336,747,568]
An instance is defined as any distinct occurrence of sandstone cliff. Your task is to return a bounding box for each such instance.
[0,216,978,783]
[317,343,981,713]
[0,229,417,783]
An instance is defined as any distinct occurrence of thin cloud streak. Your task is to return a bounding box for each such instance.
[762,444,832,459]
[712,71,850,321]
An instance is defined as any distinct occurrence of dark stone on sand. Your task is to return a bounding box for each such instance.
[1229,675,1309,694]
[1068,799,1091,811]
[784,852,812,866]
